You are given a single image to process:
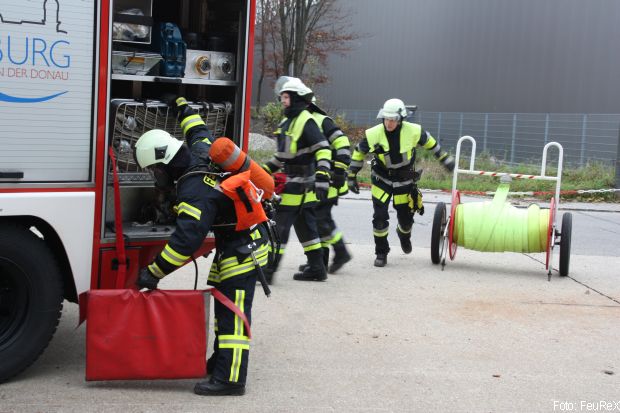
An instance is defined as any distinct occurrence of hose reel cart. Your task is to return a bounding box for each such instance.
[430,136,572,279]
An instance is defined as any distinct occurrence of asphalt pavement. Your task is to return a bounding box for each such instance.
[1,191,619,413]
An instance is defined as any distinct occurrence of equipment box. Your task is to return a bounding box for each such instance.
[113,0,154,44]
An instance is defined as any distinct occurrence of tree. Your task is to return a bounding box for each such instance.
[255,0,360,106]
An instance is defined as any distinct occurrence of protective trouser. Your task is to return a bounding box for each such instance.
[314,200,341,266]
[209,273,256,385]
[371,182,414,255]
[270,200,323,272]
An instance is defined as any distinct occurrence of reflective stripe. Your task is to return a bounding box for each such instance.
[315,147,332,161]
[327,129,344,142]
[397,224,412,234]
[180,114,205,135]
[371,185,390,203]
[336,148,351,157]
[161,244,189,267]
[229,290,247,382]
[394,193,410,205]
[287,176,314,184]
[320,230,342,245]
[176,202,201,220]
[373,227,389,237]
[350,159,364,169]
[280,193,304,206]
[372,173,414,188]
[218,335,250,350]
[219,252,268,281]
[334,161,348,170]
[219,145,242,169]
[302,240,322,252]
[147,262,166,278]
[301,238,321,248]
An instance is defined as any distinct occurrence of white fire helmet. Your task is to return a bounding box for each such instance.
[276,76,314,102]
[134,129,184,168]
[377,98,408,120]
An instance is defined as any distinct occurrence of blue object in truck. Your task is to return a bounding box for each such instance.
[152,22,187,77]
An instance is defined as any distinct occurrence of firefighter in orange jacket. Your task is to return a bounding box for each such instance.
[134,97,269,396]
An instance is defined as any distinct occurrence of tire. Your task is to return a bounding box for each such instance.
[0,224,63,382]
[559,213,572,277]
[431,202,447,264]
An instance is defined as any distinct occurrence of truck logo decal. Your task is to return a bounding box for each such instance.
[0,0,67,34]
[0,90,67,103]
[0,1,70,102]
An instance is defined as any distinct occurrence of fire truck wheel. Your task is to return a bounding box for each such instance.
[0,224,63,382]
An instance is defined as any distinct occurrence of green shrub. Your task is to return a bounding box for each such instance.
[258,102,283,135]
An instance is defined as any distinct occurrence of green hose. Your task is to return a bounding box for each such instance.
[453,183,549,253]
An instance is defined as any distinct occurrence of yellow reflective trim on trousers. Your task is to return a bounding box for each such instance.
[147,262,166,278]
[280,193,304,206]
[373,228,389,237]
[180,114,205,135]
[371,185,390,203]
[394,193,409,205]
[219,244,268,270]
[161,244,189,267]
[219,257,268,281]
[218,335,250,350]
[303,242,322,252]
[177,202,201,220]
[229,290,246,382]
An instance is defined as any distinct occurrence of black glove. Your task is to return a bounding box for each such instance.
[332,166,347,188]
[442,156,455,172]
[314,169,330,202]
[136,267,160,290]
[161,94,189,118]
[347,174,359,194]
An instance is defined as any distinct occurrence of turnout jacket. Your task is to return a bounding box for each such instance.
[263,109,331,207]
[148,105,268,282]
[350,121,452,188]
[312,112,352,199]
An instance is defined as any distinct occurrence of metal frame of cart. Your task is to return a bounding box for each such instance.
[430,135,572,279]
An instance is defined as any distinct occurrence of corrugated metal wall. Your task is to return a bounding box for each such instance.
[254,0,620,114]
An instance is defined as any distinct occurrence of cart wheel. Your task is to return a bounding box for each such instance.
[448,190,460,260]
[559,212,572,277]
[431,202,447,264]
[545,197,555,270]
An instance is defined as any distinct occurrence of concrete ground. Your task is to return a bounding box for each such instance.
[1,235,619,412]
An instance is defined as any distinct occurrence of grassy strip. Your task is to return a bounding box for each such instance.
[248,148,617,202]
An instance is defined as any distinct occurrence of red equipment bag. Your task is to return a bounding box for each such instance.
[79,288,250,381]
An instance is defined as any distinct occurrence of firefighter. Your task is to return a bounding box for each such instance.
[295,93,353,274]
[347,98,455,267]
[261,77,332,282]
[134,97,269,396]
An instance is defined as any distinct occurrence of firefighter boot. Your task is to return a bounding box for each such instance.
[397,226,412,254]
[328,240,352,274]
[194,377,245,396]
[297,247,328,273]
[293,250,327,281]
[374,253,387,267]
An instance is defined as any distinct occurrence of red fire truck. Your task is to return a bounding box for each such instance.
[0,0,256,381]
